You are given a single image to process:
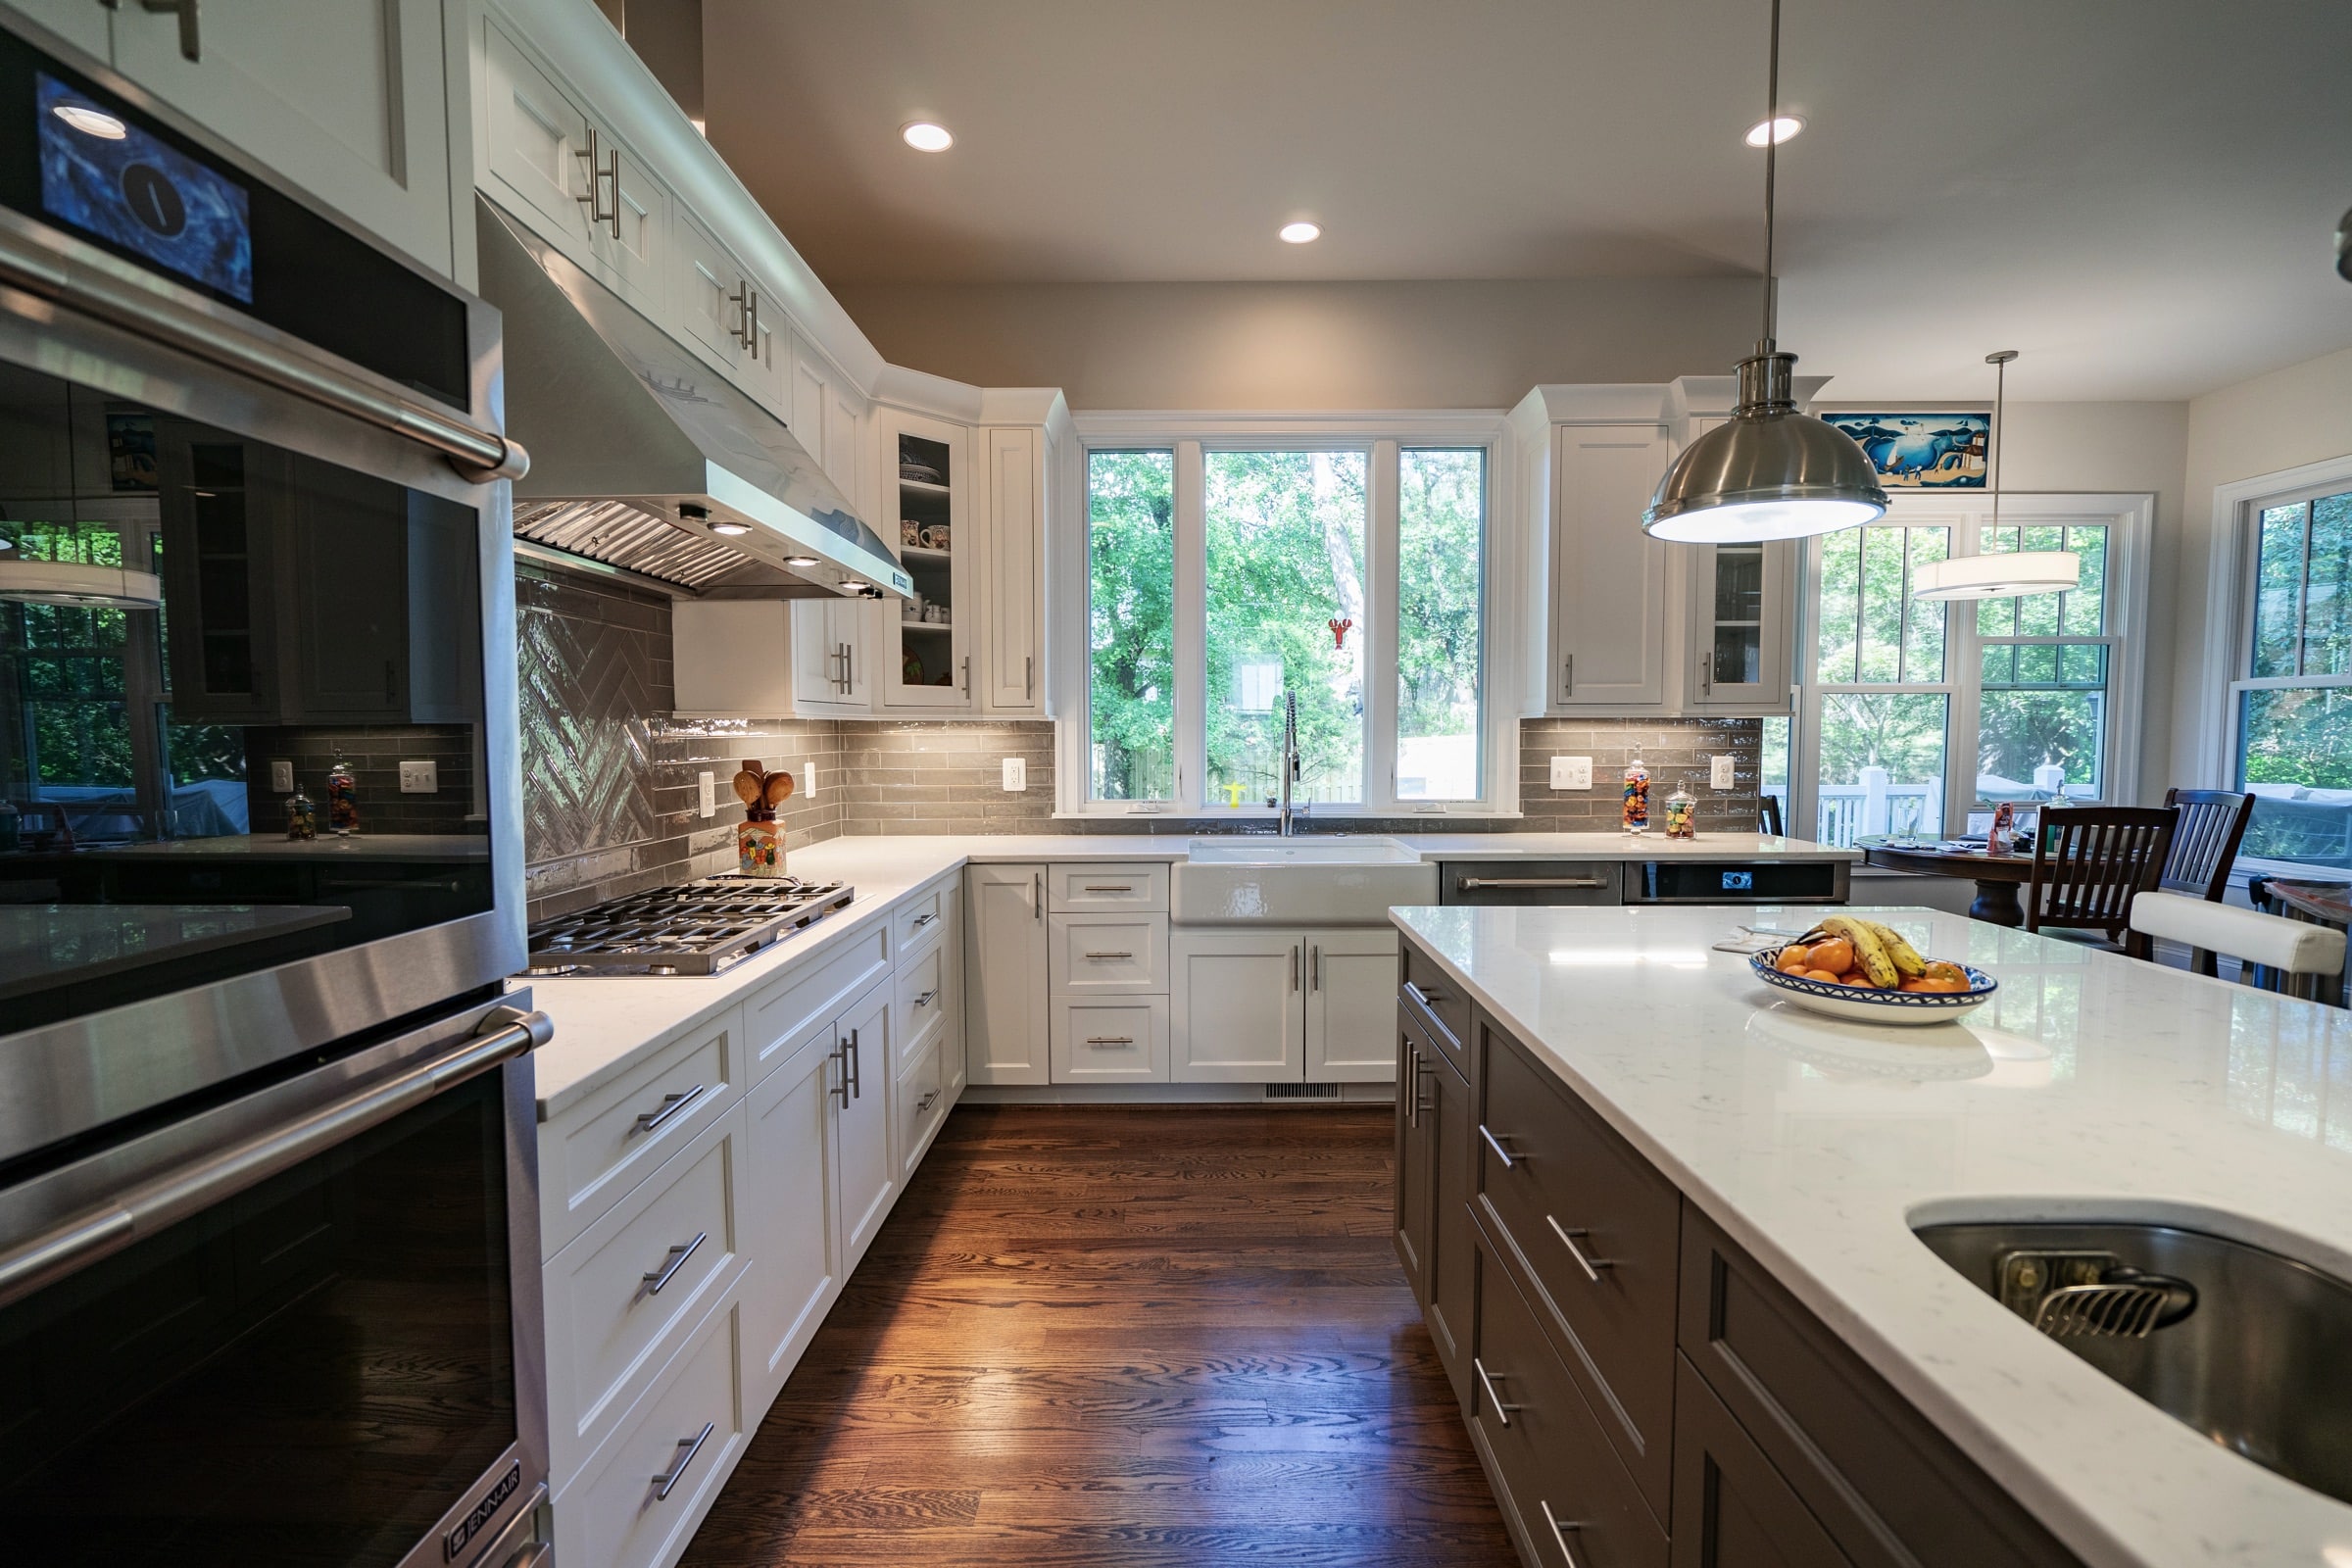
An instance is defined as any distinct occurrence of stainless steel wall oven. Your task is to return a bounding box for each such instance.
[0,15,545,1566]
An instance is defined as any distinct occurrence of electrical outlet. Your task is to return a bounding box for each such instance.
[698,771,715,817]
[270,759,294,794]
[397,760,438,794]
[1002,757,1027,792]
[1711,754,1738,791]
[1550,756,1592,791]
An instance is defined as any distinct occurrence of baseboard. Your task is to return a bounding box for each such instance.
[961,1082,1396,1106]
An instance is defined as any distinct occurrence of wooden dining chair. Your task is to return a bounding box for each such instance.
[2154,789,2256,974]
[1758,795,1784,837]
[2025,807,2177,949]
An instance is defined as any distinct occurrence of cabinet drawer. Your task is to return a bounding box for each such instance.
[545,1104,743,1482]
[1478,1024,1680,1518]
[542,1009,742,1258]
[1049,912,1168,994]
[893,879,953,954]
[894,940,950,1069]
[1677,1208,2082,1568]
[1471,1232,1667,1568]
[1051,997,1171,1083]
[1049,861,1170,912]
[1399,937,1471,1066]
[557,1295,745,1568]
[743,917,891,1082]
[897,1024,948,1182]
[1670,1353,1851,1568]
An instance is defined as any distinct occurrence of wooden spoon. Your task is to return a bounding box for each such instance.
[732,769,763,807]
[764,771,795,807]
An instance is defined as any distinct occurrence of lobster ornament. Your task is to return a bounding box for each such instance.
[1328,616,1352,650]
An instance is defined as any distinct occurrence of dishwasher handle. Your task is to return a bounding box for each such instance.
[1456,876,1608,891]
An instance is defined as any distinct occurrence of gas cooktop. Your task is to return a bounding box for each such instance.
[524,874,855,977]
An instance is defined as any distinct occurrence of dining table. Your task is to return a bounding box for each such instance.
[1858,837,2036,926]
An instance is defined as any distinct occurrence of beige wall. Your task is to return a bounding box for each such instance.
[2171,345,2352,788]
[834,278,1762,411]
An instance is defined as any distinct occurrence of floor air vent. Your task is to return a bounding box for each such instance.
[1264,1083,1344,1101]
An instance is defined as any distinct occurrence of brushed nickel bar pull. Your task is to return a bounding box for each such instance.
[1311,944,1321,991]
[1540,1500,1588,1568]
[910,911,939,928]
[847,1028,862,1100]
[1085,1036,1137,1047]
[642,1232,707,1295]
[1402,980,1445,1012]
[574,126,618,236]
[917,1090,939,1111]
[1479,1123,1519,1169]
[652,1421,716,1500]
[960,656,971,696]
[729,280,756,352]
[1546,1214,1614,1282]
[633,1084,708,1136]
[1562,654,1574,699]
[1403,1042,1419,1128]
[135,0,200,61]
[1083,951,1134,960]
[1083,884,1134,893]
[0,226,528,481]
[912,989,938,1008]
[1033,872,1043,920]
[1291,944,1300,991]
[1457,876,1607,891]
[1473,1358,1520,1426]
[830,1042,851,1107]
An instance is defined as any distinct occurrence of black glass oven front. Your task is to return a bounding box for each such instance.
[0,1067,517,1564]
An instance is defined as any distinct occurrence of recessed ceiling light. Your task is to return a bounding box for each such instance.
[53,103,126,140]
[1744,115,1804,147]
[901,122,954,152]
[1278,220,1321,245]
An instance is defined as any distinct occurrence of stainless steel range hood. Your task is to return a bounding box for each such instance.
[476,198,908,599]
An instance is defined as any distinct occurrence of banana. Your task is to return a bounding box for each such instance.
[1818,914,1899,989]
[1862,918,1927,978]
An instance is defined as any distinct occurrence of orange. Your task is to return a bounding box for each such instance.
[1777,945,1812,973]
[1803,968,1844,984]
[1808,937,1855,974]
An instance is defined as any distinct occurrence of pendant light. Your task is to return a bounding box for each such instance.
[1642,0,1887,544]
[1913,350,2080,600]
[0,560,163,609]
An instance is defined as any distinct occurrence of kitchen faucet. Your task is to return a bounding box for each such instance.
[1279,690,1304,836]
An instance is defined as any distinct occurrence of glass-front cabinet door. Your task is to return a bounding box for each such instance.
[1687,539,1794,710]
[876,409,972,710]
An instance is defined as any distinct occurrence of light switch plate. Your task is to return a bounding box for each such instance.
[398,760,438,794]
[1711,754,1738,790]
[1002,758,1027,791]
[270,759,294,794]
[1550,756,1592,791]
[698,771,715,817]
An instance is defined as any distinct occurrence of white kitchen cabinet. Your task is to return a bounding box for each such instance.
[1049,911,1169,995]
[833,977,896,1268]
[979,424,1047,714]
[671,201,777,401]
[1171,929,1303,1083]
[670,598,869,718]
[6,0,108,58]
[102,0,455,275]
[1052,997,1172,1084]
[480,19,597,259]
[895,1025,950,1182]
[965,864,1049,1085]
[789,329,869,505]
[1686,539,1796,711]
[878,409,974,710]
[1302,927,1400,1083]
[740,1019,840,1408]
[788,598,872,714]
[1550,424,1674,709]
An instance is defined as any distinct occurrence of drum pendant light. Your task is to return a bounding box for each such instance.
[1642,0,1887,543]
[1913,350,2081,600]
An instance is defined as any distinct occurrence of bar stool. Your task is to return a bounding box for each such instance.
[2128,891,2349,1004]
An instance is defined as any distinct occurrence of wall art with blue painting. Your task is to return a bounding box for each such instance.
[1821,412,1990,488]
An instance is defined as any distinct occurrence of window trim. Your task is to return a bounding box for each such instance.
[1054,411,1516,820]
[2217,465,2352,876]
[1788,491,2151,842]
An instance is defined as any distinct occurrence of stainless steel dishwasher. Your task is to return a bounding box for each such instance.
[1437,858,1848,906]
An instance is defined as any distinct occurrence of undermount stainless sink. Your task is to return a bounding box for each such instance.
[1174,838,1437,923]
[1915,1219,2352,1506]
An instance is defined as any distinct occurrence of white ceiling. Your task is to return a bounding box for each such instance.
[701,0,2352,400]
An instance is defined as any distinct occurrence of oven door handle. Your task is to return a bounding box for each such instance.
[0,1006,552,1311]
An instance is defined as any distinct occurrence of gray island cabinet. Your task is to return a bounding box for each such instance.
[1396,931,2082,1568]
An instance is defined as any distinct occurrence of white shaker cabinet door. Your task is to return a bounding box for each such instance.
[965,864,1049,1085]
[833,976,897,1269]
[741,1021,841,1411]
[980,425,1045,713]
[1303,928,1400,1083]
[112,0,455,276]
[1171,929,1302,1083]
[1550,425,1672,708]
[6,1,109,58]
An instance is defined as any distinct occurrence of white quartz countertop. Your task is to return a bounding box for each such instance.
[514,830,1848,1117]
[1390,903,2352,1568]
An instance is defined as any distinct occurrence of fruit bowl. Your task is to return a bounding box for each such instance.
[1748,951,1997,1025]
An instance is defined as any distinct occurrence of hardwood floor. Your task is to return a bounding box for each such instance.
[679,1103,1513,1567]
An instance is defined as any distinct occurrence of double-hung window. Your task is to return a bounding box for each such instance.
[2230,483,2352,868]
[1072,427,1498,816]
[1788,494,2146,846]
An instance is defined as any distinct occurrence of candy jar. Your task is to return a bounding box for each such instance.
[284,786,318,841]
[325,755,359,835]
[1622,756,1650,834]
[1664,779,1697,839]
